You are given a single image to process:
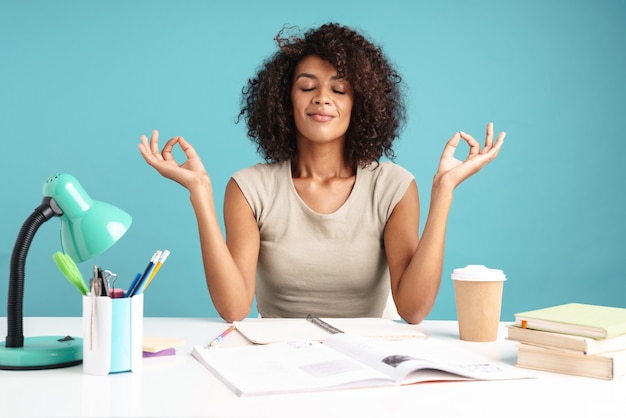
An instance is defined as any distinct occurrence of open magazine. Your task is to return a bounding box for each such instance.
[192,333,532,396]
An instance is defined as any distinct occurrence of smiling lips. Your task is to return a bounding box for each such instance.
[308,111,335,122]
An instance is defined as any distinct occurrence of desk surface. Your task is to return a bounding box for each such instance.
[1,317,625,418]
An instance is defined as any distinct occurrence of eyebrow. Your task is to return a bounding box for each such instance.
[294,73,343,81]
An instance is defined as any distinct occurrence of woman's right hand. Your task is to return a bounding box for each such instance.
[138,129,209,189]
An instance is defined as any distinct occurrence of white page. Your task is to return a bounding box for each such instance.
[233,317,426,344]
[192,341,394,396]
[323,334,533,383]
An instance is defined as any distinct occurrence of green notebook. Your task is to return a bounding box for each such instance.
[514,303,626,339]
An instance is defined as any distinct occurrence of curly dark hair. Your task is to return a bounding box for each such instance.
[237,22,406,167]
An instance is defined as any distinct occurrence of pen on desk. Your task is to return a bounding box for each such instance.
[207,325,237,348]
[126,250,161,297]
[142,249,170,292]
[306,314,344,334]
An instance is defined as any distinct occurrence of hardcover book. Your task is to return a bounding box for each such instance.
[506,325,626,355]
[515,343,626,380]
[514,303,626,339]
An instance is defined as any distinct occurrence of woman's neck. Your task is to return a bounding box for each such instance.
[291,146,355,181]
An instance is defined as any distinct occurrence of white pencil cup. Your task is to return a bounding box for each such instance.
[82,294,143,375]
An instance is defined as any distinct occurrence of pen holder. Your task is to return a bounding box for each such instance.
[82,294,143,375]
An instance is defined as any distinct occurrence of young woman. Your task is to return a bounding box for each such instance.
[138,23,505,324]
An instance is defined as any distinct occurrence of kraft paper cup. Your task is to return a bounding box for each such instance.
[451,265,506,342]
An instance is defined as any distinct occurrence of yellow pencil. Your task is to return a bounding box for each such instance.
[142,249,170,292]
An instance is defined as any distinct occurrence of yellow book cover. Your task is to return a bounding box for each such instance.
[514,303,626,339]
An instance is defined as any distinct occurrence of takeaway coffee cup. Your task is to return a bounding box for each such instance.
[451,265,506,342]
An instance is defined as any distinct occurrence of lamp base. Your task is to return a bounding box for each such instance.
[0,335,82,370]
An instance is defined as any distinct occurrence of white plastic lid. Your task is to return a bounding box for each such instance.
[450,265,506,282]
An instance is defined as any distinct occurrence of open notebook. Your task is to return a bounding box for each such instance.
[232,317,427,344]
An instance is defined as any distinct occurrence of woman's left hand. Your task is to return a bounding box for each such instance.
[435,122,506,189]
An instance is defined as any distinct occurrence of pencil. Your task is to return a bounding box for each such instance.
[207,325,237,348]
[126,250,161,297]
[142,249,170,292]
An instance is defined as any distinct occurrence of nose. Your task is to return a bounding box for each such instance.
[313,88,331,105]
[313,97,330,105]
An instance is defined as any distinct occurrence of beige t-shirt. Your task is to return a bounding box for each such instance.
[231,160,414,318]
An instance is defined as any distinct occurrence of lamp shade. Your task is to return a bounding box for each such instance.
[42,173,132,263]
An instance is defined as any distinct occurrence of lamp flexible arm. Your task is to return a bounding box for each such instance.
[5,197,63,348]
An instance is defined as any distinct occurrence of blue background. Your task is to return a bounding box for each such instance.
[1,0,625,320]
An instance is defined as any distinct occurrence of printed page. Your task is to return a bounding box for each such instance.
[192,340,395,396]
[323,334,533,383]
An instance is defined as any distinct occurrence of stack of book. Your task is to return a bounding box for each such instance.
[507,303,626,380]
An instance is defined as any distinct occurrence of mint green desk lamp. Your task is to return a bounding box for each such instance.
[0,173,132,370]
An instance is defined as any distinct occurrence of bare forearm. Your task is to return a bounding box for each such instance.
[188,178,254,321]
[138,132,255,321]
[396,124,505,323]
[396,183,453,324]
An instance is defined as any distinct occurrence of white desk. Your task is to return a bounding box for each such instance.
[1,318,625,418]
